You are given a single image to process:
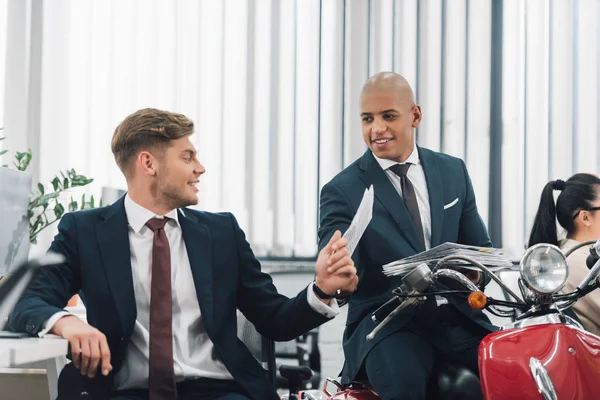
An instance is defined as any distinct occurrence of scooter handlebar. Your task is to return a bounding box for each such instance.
[371,296,402,324]
[367,296,421,341]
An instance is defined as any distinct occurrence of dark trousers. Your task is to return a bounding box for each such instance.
[364,301,486,400]
[110,378,251,400]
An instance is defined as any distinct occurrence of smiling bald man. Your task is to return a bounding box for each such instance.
[317,72,496,400]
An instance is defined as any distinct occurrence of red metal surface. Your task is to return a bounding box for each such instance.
[328,388,379,400]
[323,381,379,400]
[479,324,600,399]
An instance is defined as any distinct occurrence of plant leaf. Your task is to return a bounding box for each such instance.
[71,175,93,187]
[14,150,32,171]
[29,192,60,209]
[37,183,45,195]
[31,215,43,233]
[0,150,7,156]
[51,177,60,191]
[89,195,95,209]
[39,192,61,202]
[80,194,86,210]
[54,203,65,219]
[68,196,77,212]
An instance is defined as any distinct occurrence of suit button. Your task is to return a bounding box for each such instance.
[26,324,35,332]
[120,337,124,341]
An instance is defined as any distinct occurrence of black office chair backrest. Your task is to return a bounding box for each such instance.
[236,310,276,385]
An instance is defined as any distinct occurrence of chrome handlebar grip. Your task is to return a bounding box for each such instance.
[366,296,422,341]
[433,255,525,304]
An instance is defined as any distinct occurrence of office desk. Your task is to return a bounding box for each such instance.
[0,335,68,399]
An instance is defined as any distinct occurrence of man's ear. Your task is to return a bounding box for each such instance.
[139,151,157,176]
[412,104,422,128]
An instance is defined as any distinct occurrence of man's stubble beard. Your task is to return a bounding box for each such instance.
[161,182,197,210]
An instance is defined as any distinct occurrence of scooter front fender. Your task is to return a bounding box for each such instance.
[479,324,600,399]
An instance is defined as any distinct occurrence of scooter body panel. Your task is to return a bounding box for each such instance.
[479,324,600,399]
[327,389,379,400]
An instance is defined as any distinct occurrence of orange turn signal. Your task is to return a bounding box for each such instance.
[468,291,487,310]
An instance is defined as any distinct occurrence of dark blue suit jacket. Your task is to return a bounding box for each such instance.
[318,147,495,382]
[9,197,330,400]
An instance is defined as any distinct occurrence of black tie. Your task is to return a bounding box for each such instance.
[389,163,425,248]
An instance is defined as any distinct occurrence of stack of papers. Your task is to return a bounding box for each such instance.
[382,242,520,277]
[342,185,374,257]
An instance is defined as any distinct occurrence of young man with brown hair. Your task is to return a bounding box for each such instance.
[10,108,358,400]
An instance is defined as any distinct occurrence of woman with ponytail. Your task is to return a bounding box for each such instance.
[528,173,600,334]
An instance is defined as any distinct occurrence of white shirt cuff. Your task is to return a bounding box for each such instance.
[306,282,340,318]
[38,311,72,337]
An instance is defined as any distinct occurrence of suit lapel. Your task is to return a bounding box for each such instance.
[419,147,444,247]
[96,197,136,336]
[359,151,422,253]
[178,209,214,327]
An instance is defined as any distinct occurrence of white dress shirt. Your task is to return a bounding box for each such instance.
[41,194,338,389]
[372,144,432,250]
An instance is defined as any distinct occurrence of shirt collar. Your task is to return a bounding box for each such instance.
[124,194,180,234]
[373,141,420,171]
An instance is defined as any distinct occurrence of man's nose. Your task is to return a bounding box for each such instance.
[371,118,386,134]
[195,161,206,176]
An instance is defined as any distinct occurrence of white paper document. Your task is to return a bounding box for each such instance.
[382,242,520,277]
[342,185,374,256]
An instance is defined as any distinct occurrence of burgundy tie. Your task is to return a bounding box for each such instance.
[389,163,425,248]
[145,217,177,400]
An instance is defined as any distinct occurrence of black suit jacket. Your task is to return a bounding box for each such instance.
[9,197,330,400]
[318,148,496,382]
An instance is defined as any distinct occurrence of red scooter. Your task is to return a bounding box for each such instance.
[282,240,600,399]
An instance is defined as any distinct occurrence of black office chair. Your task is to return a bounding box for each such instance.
[275,329,321,390]
[235,310,277,386]
[237,312,323,394]
[237,313,319,398]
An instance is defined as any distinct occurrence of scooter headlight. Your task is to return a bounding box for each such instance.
[520,244,568,294]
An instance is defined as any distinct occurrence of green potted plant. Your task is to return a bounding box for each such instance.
[8,146,100,244]
[1,131,99,291]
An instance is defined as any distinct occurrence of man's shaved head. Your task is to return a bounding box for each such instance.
[361,72,415,106]
[359,72,422,163]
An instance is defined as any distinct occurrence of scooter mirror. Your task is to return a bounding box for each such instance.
[401,263,432,293]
